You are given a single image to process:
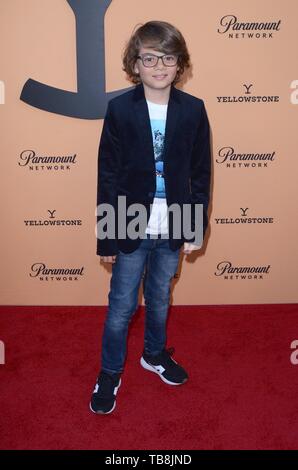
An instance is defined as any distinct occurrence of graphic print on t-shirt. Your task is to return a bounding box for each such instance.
[149,111,167,198]
[145,100,169,234]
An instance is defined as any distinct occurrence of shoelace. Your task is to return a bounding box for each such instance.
[159,347,176,366]
[166,347,175,356]
[94,372,119,398]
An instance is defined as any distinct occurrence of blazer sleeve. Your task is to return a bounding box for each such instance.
[96,101,121,256]
[189,100,211,243]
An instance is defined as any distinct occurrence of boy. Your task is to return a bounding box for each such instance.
[90,21,211,414]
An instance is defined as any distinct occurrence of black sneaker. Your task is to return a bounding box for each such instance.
[89,371,121,414]
[140,347,188,385]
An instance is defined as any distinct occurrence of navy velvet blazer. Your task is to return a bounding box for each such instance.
[96,82,211,256]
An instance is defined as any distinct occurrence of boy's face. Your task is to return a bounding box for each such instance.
[134,46,179,92]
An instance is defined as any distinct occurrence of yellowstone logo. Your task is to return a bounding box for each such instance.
[217,84,279,104]
[214,208,274,225]
[20,0,132,119]
[24,210,82,228]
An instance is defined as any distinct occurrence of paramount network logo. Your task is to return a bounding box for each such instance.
[29,263,84,281]
[217,84,280,104]
[18,150,77,171]
[214,261,271,280]
[216,146,276,169]
[217,14,281,38]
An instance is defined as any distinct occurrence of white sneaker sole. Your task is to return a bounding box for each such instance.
[140,357,187,385]
[89,378,121,414]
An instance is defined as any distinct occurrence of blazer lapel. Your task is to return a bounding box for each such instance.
[132,82,181,166]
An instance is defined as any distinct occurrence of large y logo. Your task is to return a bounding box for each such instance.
[20,0,132,119]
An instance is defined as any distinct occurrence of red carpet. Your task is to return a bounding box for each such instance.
[0,304,298,450]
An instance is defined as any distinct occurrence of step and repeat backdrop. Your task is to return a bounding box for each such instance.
[0,0,297,305]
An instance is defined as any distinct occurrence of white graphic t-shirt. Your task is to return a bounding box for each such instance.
[145,99,169,235]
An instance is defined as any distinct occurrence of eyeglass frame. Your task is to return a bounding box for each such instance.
[136,53,180,68]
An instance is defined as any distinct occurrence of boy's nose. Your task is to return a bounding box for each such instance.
[154,57,166,68]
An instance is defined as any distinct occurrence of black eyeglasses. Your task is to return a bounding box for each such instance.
[136,53,179,68]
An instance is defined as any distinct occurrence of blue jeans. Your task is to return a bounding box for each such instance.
[101,234,181,374]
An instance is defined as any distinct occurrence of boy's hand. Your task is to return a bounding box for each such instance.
[100,255,117,264]
[183,242,202,254]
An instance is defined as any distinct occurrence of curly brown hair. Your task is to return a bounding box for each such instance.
[122,21,191,85]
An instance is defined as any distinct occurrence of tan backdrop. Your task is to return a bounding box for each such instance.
[1,0,297,305]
